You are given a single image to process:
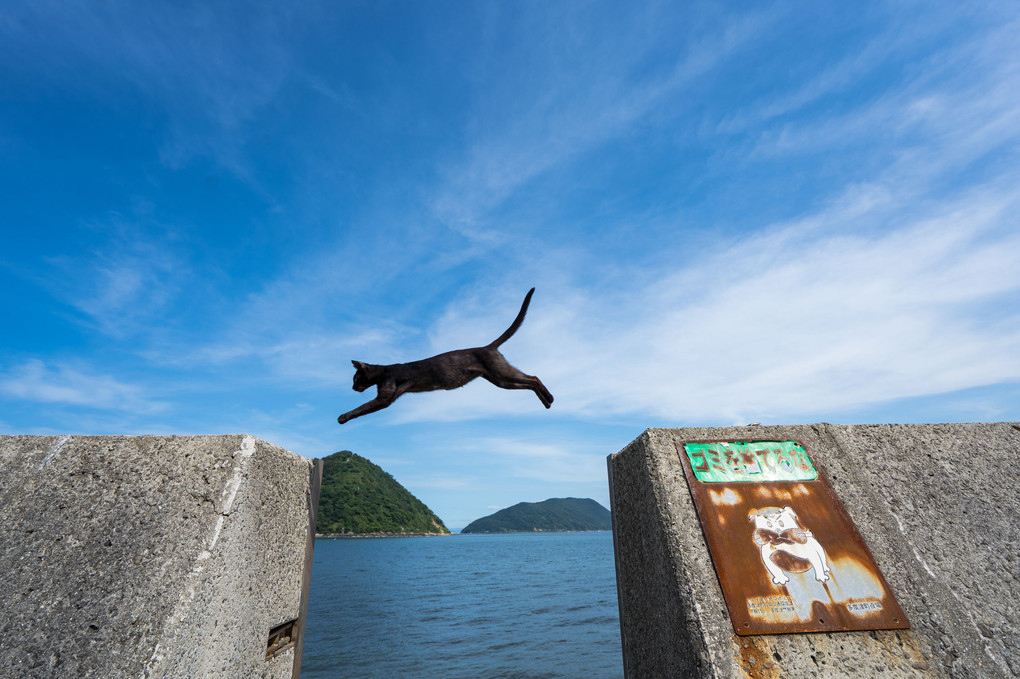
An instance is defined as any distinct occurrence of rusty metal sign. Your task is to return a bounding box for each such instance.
[677,439,909,635]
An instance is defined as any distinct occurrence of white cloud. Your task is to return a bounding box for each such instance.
[429,4,784,234]
[444,436,608,485]
[2,2,294,175]
[0,360,167,414]
[36,214,194,340]
[746,12,1020,170]
[399,476,476,491]
[378,4,1020,426]
[386,180,1020,426]
[20,0,1010,435]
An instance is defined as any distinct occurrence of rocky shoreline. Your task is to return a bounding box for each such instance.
[316,529,613,538]
[315,532,452,539]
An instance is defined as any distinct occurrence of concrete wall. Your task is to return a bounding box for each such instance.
[0,435,320,679]
[608,423,1020,679]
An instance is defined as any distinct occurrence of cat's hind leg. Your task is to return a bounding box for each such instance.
[481,372,554,407]
[810,539,832,576]
[805,542,830,582]
[479,354,554,408]
[480,368,553,407]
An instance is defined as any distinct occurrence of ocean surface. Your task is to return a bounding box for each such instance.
[301,532,623,678]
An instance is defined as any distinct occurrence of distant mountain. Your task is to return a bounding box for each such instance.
[461,498,611,534]
[316,450,449,535]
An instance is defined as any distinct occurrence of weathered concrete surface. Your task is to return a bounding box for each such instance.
[0,435,317,679]
[608,423,1020,679]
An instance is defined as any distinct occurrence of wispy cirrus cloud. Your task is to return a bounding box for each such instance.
[1,1,295,176]
[39,216,192,339]
[429,3,785,234]
[364,3,1020,427]
[0,359,167,414]
[391,179,1020,426]
[744,11,1020,168]
[108,0,1019,436]
[472,437,608,485]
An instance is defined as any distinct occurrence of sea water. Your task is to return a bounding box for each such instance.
[301,532,623,678]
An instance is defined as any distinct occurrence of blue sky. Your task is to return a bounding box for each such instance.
[2,1,1018,531]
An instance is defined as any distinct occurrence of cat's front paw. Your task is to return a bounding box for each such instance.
[772,575,789,585]
[815,573,830,583]
[337,413,351,424]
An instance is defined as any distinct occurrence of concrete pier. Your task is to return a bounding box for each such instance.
[0,435,322,679]
[608,423,1020,678]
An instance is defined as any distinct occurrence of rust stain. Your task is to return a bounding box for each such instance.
[737,637,781,679]
[709,488,742,506]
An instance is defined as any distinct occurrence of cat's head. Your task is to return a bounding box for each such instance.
[749,506,799,532]
[351,360,381,392]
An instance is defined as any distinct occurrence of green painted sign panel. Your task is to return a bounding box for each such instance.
[682,440,817,483]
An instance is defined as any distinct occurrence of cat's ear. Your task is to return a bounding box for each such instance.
[352,360,364,369]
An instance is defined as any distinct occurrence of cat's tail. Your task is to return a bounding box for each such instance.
[488,288,535,348]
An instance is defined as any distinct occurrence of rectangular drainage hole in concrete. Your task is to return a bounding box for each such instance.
[266,618,298,659]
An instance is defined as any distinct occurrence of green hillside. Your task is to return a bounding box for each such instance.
[316,450,449,535]
[461,497,611,534]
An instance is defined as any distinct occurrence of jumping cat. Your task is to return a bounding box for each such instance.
[337,288,554,424]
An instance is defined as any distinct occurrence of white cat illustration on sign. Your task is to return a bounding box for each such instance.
[749,506,831,586]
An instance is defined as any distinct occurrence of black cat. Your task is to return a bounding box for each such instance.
[338,288,554,424]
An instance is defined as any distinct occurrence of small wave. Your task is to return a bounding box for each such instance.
[302,532,621,678]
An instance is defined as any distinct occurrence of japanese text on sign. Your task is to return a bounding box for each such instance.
[683,440,817,483]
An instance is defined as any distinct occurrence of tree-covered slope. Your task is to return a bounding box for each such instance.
[316,450,449,534]
[461,497,611,533]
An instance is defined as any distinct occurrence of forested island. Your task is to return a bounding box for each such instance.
[461,497,611,533]
[316,450,449,536]
[315,454,611,537]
